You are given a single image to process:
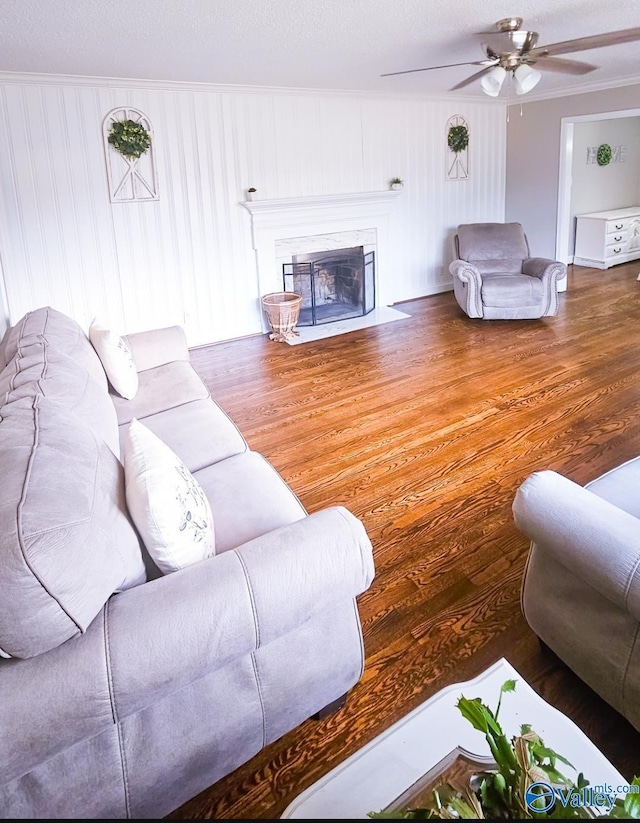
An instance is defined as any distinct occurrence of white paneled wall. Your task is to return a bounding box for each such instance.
[0,74,506,346]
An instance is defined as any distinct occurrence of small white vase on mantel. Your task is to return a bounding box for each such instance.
[247,189,257,201]
[390,181,404,191]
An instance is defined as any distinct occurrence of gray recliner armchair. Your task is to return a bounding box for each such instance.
[449,222,566,320]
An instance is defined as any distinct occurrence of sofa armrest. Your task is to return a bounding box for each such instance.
[513,470,640,620]
[449,259,482,285]
[522,257,566,283]
[0,326,9,371]
[449,259,483,318]
[106,505,375,718]
[0,506,374,781]
[122,325,190,372]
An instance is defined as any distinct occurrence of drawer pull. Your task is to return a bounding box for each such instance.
[615,223,624,230]
[614,235,623,242]
[613,247,622,254]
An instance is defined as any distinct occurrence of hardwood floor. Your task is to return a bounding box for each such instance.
[168,263,640,819]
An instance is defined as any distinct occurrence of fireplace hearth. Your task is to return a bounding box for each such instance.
[283,247,375,326]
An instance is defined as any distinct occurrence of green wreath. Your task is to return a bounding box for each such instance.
[108,119,151,159]
[448,124,469,154]
[597,143,612,166]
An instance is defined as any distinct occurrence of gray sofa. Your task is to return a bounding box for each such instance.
[0,306,375,819]
[513,460,640,732]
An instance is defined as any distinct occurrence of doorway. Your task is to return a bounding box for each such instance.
[556,107,640,265]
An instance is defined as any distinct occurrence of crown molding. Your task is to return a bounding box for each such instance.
[508,72,640,104]
[0,69,492,104]
[1,68,639,106]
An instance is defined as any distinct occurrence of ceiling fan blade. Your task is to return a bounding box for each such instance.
[381,59,493,78]
[449,65,494,91]
[528,26,640,58]
[530,55,598,75]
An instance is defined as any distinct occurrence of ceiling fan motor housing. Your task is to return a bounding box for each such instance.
[495,17,524,33]
[482,17,539,66]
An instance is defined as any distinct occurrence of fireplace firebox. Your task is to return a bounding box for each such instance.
[283,247,375,326]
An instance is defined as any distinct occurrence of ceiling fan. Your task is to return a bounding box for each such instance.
[382,18,640,96]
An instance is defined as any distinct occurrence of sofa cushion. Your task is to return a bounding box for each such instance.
[481,274,544,308]
[111,361,210,425]
[472,258,525,275]
[117,398,247,471]
[193,451,306,553]
[2,306,107,389]
[457,222,529,267]
[0,336,121,457]
[89,321,139,400]
[0,396,146,659]
[124,419,215,574]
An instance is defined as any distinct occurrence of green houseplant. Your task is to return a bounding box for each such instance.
[390,177,404,190]
[369,680,640,820]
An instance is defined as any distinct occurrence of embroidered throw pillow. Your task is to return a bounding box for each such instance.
[88,319,138,400]
[123,418,215,574]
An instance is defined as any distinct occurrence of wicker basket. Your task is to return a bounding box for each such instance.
[261,292,302,342]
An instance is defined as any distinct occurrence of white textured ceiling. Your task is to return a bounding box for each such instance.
[2,0,640,99]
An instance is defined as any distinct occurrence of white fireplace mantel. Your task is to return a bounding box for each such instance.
[242,190,401,224]
[241,190,401,308]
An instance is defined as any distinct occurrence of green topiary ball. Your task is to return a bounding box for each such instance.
[108,119,151,159]
[597,143,612,166]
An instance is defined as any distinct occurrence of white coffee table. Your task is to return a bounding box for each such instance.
[281,658,627,818]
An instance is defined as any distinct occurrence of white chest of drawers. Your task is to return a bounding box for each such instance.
[574,206,640,269]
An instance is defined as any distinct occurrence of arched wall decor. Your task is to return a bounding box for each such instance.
[446,115,469,181]
[102,107,159,203]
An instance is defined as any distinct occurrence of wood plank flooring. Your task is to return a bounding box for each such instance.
[167,263,640,819]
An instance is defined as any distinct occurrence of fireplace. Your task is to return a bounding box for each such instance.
[283,247,375,326]
[240,190,402,331]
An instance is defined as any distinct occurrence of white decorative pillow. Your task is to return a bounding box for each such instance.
[88,319,138,400]
[123,418,215,574]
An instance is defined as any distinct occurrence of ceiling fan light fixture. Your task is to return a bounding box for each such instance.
[513,63,542,95]
[480,65,507,96]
